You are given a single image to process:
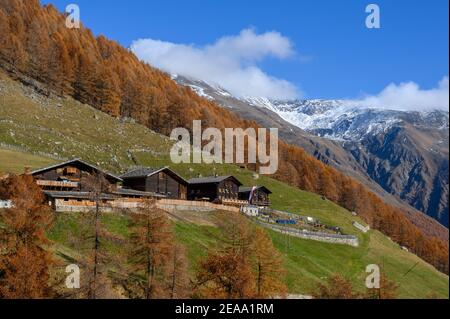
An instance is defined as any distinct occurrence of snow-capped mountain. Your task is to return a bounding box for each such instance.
[173,75,449,228]
[243,98,449,142]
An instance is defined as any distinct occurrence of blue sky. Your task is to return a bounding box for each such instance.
[41,0,448,102]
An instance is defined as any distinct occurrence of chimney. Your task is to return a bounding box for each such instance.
[24,166,31,175]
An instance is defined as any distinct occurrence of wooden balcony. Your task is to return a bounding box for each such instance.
[221,198,249,207]
[36,180,79,188]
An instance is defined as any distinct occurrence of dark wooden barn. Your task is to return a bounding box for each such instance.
[238,186,272,207]
[187,176,243,204]
[120,167,188,200]
[28,159,166,212]
[30,158,122,191]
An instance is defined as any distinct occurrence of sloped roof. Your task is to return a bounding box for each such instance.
[239,186,272,194]
[30,159,122,182]
[121,167,189,185]
[43,191,116,200]
[188,175,243,186]
[120,167,163,179]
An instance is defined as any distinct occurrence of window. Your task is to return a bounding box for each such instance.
[65,167,78,175]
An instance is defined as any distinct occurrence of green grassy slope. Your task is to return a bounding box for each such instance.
[0,148,56,174]
[173,209,449,298]
[46,211,449,298]
[1,71,448,298]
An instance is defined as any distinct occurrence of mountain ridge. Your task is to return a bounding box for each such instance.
[249,98,449,227]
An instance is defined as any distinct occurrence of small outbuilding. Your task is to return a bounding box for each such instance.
[241,205,259,217]
[238,186,272,207]
[188,175,243,204]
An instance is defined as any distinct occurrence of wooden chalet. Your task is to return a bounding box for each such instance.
[120,167,188,200]
[187,175,246,206]
[30,158,122,191]
[238,186,272,207]
[29,159,161,212]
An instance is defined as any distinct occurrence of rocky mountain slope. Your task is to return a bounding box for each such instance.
[174,75,449,228]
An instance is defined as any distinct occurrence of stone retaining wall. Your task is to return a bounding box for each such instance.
[254,220,359,247]
[157,199,240,213]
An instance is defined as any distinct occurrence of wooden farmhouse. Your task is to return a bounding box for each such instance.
[24,159,274,213]
[238,186,272,207]
[120,167,189,200]
[187,175,246,206]
[29,159,160,212]
[30,159,122,191]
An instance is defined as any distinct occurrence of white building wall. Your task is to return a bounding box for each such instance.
[0,200,13,209]
[241,205,259,217]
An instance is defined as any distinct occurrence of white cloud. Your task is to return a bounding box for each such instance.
[131,29,448,110]
[130,28,300,99]
[345,76,449,112]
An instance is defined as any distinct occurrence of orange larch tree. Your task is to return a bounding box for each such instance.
[0,174,54,299]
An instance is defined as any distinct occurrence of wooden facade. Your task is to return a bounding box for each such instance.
[28,160,273,212]
[30,159,122,192]
[121,167,188,200]
[238,186,272,207]
[30,159,160,212]
[188,176,243,204]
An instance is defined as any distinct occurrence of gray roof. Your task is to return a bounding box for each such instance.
[43,191,116,200]
[30,159,122,182]
[239,186,272,194]
[121,167,188,185]
[120,167,165,179]
[188,175,242,186]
